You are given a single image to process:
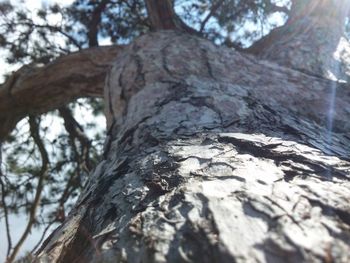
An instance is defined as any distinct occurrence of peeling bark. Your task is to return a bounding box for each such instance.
[0,45,123,140]
[34,31,350,263]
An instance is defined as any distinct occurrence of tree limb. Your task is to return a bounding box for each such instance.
[0,45,124,141]
[245,0,350,81]
[26,22,82,50]
[7,116,49,263]
[87,0,111,47]
[59,106,92,172]
[144,0,198,34]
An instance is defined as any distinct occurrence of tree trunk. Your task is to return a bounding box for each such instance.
[35,31,350,263]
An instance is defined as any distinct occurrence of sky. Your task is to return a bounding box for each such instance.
[0,2,75,261]
[0,0,75,81]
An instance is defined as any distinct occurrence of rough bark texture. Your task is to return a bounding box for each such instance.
[248,0,350,81]
[35,31,350,263]
[0,45,122,140]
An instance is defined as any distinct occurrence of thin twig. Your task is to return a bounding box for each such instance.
[200,0,225,33]
[30,220,55,254]
[7,117,49,263]
[0,142,13,258]
[59,106,92,173]
[21,20,82,50]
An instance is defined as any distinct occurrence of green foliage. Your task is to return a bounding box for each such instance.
[0,102,105,258]
[0,0,291,65]
[176,0,290,47]
[0,1,76,64]
[68,0,149,46]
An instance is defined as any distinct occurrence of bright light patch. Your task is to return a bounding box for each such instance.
[13,0,75,8]
[44,0,74,6]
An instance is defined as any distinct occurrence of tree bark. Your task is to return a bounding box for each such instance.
[247,0,350,81]
[33,30,350,263]
[0,45,122,140]
[144,0,198,34]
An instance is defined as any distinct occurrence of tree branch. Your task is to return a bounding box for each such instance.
[0,177,12,258]
[145,0,177,30]
[28,22,82,50]
[87,0,111,47]
[199,0,225,33]
[0,45,124,141]
[268,3,289,14]
[245,0,350,81]
[144,0,198,34]
[0,143,12,259]
[30,220,56,255]
[7,116,49,263]
[59,106,92,172]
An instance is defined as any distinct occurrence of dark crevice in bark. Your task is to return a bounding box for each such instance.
[154,82,187,106]
[309,199,350,227]
[113,116,153,151]
[139,154,183,201]
[106,71,116,121]
[186,96,224,126]
[166,192,236,263]
[132,54,146,90]
[160,41,178,79]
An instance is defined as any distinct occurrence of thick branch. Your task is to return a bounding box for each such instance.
[145,0,177,30]
[87,0,110,47]
[0,45,123,141]
[246,0,350,80]
[144,0,198,34]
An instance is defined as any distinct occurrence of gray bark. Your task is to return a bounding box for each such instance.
[35,31,350,263]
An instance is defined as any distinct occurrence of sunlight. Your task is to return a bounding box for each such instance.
[292,0,350,22]
[325,0,350,179]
